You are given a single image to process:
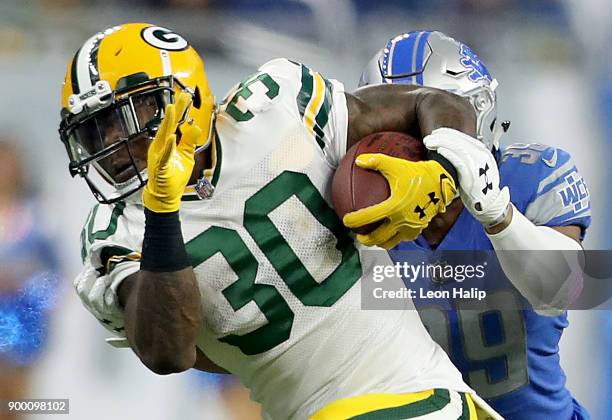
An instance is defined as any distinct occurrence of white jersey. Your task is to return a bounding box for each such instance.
[75,58,471,419]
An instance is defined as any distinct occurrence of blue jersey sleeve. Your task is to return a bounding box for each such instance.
[498,143,592,239]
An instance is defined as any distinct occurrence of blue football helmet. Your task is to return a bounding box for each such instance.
[360,31,509,150]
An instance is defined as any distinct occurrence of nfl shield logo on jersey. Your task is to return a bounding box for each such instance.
[195,176,215,199]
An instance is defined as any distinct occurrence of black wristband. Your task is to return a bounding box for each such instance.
[426,149,460,187]
[140,209,191,272]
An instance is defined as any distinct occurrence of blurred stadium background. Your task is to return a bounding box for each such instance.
[0,0,610,418]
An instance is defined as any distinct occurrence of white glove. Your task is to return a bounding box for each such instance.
[424,128,510,226]
[74,260,138,335]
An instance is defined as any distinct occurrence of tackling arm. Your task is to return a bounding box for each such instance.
[425,132,588,315]
[486,206,583,316]
[345,84,477,149]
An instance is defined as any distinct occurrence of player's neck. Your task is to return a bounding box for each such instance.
[421,198,464,246]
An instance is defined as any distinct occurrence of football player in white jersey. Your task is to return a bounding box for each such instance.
[60,23,501,419]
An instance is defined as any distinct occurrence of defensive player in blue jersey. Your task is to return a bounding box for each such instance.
[356,31,592,419]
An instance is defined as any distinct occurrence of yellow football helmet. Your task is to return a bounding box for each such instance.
[59,23,215,204]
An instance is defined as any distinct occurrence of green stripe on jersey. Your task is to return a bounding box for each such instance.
[313,125,326,149]
[296,64,313,119]
[81,202,127,262]
[211,131,223,187]
[295,64,333,151]
[88,201,126,243]
[458,393,469,420]
[80,205,97,262]
[314,77,333,149]
[181,195,201,202]
[350,389,451,420]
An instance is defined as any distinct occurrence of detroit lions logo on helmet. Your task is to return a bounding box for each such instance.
[459,44,492,83]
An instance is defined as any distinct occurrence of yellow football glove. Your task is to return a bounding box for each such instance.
[343,153,457,249]
[142,92,203,213]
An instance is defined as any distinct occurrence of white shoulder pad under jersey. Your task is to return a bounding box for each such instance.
[75,200,144,337]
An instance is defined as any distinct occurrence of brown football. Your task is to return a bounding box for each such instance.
[332,132,425,235]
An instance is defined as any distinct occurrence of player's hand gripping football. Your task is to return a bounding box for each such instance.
[343,154,457,249]
[424,127,510,227]
[142,92,203,213]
